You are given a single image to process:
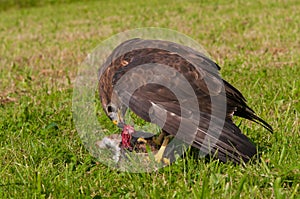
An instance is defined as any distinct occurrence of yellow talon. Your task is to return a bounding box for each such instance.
[162,158,170,165]
[137,137,147,144]
[154,135,172,164]
[154,145,166,163]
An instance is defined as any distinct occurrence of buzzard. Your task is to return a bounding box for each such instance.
[98,38,273,164]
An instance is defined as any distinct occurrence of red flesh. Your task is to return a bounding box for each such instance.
[121,125,135,150]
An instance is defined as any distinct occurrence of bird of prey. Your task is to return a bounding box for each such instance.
[98,38,273,164]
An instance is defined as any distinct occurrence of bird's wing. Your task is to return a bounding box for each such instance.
[109,45,256,163]
[114,85,257,163]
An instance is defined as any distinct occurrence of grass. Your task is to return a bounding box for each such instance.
[0,0,299,198]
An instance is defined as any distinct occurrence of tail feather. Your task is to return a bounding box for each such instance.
[223,79,273,133]
[235,107,273,133]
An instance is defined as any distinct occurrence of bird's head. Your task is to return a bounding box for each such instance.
[106,103,125,127]
[104,91,128,128]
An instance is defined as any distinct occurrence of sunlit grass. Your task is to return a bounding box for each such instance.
[0,0,299,198]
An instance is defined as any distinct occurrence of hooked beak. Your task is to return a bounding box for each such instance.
[112,109,124,128]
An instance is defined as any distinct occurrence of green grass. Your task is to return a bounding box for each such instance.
[0,0,299,198]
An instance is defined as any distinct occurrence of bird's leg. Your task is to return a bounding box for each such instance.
[154,135,173,165]
[153,131,167,146]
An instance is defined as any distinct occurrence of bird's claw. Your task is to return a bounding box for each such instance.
[153,135,173,165]
[137,137,148,144]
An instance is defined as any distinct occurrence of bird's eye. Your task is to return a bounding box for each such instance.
[107,104,116,113]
